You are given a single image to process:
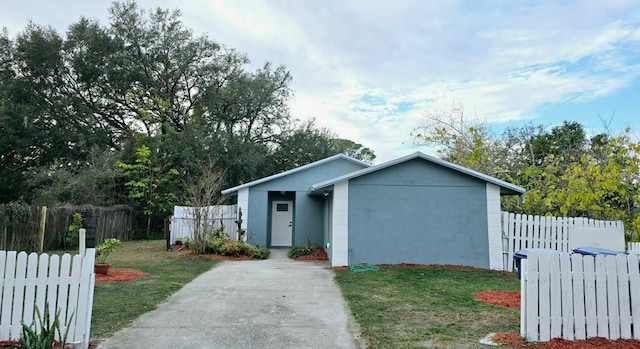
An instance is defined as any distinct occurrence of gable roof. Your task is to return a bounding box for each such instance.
[308,151,526,195]
[221,154,371,195]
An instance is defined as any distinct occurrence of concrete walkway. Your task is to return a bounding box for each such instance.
[97,250,363,349]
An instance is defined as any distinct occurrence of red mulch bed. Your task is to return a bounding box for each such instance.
[490,332,640,348]
[175,251,253,261]
[0,340,97,348]
[295,248,328,261]
[171,244,253,261]
[477,290,640,348]
[474,290,520,309]
[95,268,147,283]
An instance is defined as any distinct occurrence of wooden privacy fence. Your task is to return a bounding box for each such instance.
[521,252,640,342]
[0,249,95,349]
[169,205,238,244]
[0,203,133,252]
[501,212,624,272]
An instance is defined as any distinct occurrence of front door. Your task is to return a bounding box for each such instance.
[271,201,293,246]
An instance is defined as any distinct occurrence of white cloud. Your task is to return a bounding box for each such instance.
[2,0,640,162]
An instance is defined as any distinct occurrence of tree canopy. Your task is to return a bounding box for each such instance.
[0,1,375,234]
[415,104,640,239]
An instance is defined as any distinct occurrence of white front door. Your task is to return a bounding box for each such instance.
[271,201,293,246]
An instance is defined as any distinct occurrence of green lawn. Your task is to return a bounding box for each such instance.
[90,240,219,341]
[335,266,521,349]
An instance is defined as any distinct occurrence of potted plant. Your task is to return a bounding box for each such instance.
[95,238,121,275]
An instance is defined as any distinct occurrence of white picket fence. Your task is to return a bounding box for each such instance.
[628,242,640,253]
[169,205,238,244]
[501,212,625,271]
[0,249,95,349]
[521,252,640,341]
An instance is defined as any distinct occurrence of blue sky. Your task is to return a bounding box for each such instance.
[2,0,639,162]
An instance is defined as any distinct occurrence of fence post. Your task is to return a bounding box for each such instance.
[79,228,86,257]
[38,206,47,253]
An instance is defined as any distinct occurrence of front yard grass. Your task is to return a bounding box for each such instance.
[335,266,520,349]
[90,240,219,341]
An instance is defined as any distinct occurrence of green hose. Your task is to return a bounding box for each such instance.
[349,263,380,272]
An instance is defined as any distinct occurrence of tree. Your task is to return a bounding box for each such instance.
[28,147,125,206]
[115,145,179,237]
[182,164,226,254]
[270,119,376,174]
[331,138,376,164]
[414,102,503,176]
[0,1,294,206]
[414,107,640,239]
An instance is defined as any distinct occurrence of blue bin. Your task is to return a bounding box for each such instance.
[514,248,562,279]
[572,246,619,256]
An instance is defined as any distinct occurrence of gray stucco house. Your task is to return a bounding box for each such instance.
[222,152,525,269]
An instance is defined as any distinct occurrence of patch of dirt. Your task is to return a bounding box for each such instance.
[175,251,253,261]
[295,248,328,261]
[95,268,147,283]
[474,290,520,309]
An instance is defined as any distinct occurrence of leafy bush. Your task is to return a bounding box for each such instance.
[288,244,319,259]
[62,212,82,250]
[205,238,269,259]
[206,238,224,253]
[250,246,270,259]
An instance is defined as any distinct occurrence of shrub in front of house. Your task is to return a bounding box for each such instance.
[250,246,270,259]
[288,244,319,259]
[205,238,269,259]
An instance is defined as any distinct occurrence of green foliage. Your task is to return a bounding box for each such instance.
[205,238,268,259]
[415,108,640,241]
[16,302,72,349]
[270,119,375,173]
[115,145,179,236]
[287,243,319,259]
[96,238,122,264]
[0,0,376,238]
[62,213,82,250]
[250,246,270,260]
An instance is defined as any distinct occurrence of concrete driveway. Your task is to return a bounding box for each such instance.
[97,249,363,349]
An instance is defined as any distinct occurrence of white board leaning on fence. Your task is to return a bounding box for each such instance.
[568,226,626,252]
[169,205,238,244]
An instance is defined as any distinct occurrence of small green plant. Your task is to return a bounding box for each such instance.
[249,246,270,259]
[95,238,122,264]
[288,241,319,259]
[210,226,229,240]
[62,213,82,250]
[16,302,73,349]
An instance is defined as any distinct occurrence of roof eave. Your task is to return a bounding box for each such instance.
[221,153,371,195]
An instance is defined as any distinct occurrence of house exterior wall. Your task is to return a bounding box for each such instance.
[346,158,491,268]
[245,159,367,247]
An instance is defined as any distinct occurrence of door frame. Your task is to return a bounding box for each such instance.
[270,200,293,247]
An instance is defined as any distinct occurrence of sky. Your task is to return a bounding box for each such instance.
[2,0,640,163]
